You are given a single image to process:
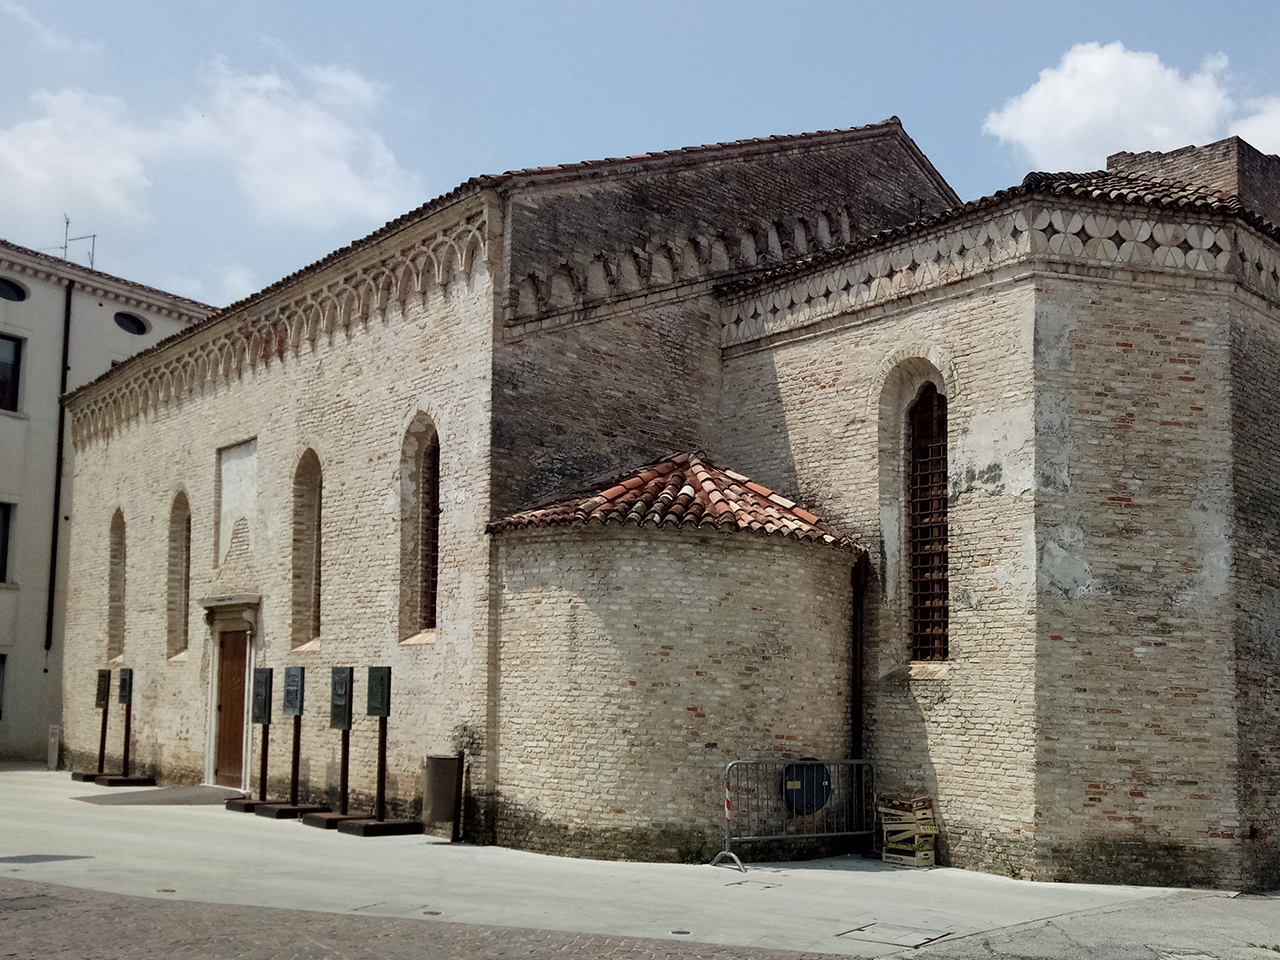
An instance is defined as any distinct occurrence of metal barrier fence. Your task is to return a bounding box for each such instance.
[710,759,875,871]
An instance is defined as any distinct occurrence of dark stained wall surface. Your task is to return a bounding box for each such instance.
[490,121,960,516]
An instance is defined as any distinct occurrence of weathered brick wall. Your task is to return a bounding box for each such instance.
[490,121,961,518]
[1030,270,1244,886]
[63,208,499,820]
[492,524,854,861]
[491,295,723,516]
[1109,137,1280,226]
[1228,272,1280,889]
[502,121,959,323]
[718,255,1040,877]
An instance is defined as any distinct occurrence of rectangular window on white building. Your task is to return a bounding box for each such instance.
[0,503,11,582]
[0,335,20,412]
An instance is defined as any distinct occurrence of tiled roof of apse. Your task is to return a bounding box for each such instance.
[490,452,862,553]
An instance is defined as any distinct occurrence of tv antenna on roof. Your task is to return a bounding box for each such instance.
[48,214,97,269]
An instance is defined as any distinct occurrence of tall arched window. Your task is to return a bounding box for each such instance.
[167,492,192,658]
[399,414,440,639]
[291,450,322,647]
[907,382,948,661]
[107,509,126,660]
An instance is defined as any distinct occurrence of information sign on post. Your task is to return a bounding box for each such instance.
[118,668,133,705]
[367,667,391,717]
[283,666,305,717]
[331,667,354,730]
[252,668,274,725]
[95,670,112,710]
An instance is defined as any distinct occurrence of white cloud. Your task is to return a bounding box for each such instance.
[0,60,421,245]
[1,2,102,54]
[217,264,261,305]
[985,43,1233,170]
[1231,97,1280,154]
[0,89,152,224]
[302,64,388,115]
[166,61,420,229]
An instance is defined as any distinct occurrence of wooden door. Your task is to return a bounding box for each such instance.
[215,631,248,786]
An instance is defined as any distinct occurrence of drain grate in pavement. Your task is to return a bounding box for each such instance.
[836,922,952,948]
[0,895,69,913]
[0,855,91,864]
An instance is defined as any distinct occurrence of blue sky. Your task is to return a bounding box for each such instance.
[2,1,1278,306]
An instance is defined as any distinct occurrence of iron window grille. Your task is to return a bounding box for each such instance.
[907,382,948,661]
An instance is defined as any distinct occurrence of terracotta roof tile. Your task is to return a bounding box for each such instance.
[489,452,863,554]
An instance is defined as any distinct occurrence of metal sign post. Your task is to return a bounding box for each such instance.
[332,667,353,814]
[302,667,358,830]
[226,668,273,813]
[71,670,112,781]
[337,666,422,837]
[96,668,155,787]
[119,667,133,777]
[283,666,304,807]
[368,666,390,822]
[255,666,328,820]
[253,667,273,801]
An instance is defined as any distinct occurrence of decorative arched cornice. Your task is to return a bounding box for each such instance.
[502,204,863,334]
[69,211,493,448]
[720,200,1280,350]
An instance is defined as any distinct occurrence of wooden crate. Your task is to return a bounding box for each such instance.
[882,850,935,867]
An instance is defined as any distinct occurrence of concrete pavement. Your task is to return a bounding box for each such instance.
[2,763,1278,958]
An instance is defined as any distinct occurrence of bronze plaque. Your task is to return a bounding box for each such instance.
[117,667,133,705]
[367,666,390,717]
[252,667,273,725]
[330,667,353,730]
[95,669,111,710]
[282,666,305,717]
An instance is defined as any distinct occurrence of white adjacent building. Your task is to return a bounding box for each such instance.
[0,239,212,759]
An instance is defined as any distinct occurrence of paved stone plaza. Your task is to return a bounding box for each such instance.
[4,765,1280,958]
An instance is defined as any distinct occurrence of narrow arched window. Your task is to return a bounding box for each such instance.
[291,450,322,647]
[107,509,126,659]
[399,415,440,639]
[907,382,948,661]
[167,492,192,658]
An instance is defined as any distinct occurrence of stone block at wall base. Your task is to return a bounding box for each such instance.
[1041,836,1245,890]
[940,823,1036,882]
[493,798,723,864]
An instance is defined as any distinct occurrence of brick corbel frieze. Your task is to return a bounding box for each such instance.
[67,211,493,448]
[721,202,1280,349]
[502,203,867,340]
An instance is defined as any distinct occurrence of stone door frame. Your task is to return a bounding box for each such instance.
[197,595,260,789]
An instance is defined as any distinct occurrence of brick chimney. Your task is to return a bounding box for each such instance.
[1107,136,1280,226]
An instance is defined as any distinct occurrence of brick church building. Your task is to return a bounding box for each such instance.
[60,118,1280,888]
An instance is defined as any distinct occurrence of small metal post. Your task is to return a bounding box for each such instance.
[258,722,270,802]
[375,715,387,822]
[339,728,350,816]
[289,714,301,807]
[96,700,109,774]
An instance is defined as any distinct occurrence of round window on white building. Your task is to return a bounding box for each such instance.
[0,278,28,302]
[114,312,150,335]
